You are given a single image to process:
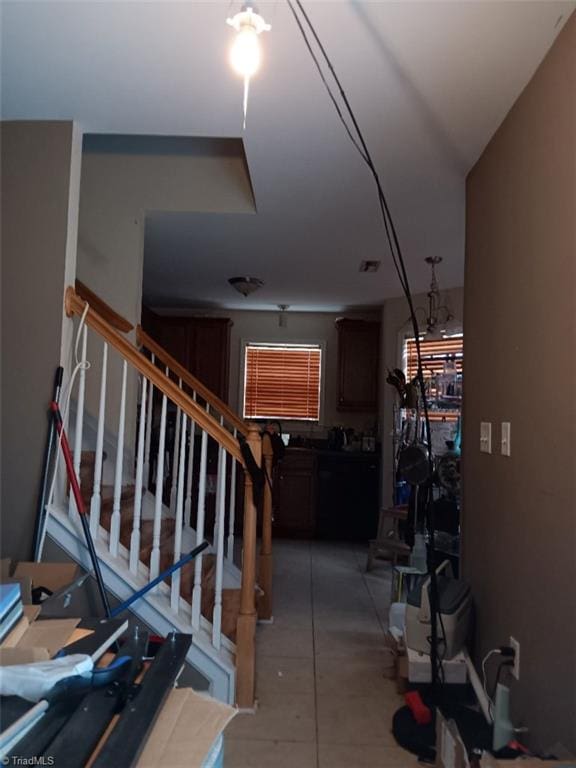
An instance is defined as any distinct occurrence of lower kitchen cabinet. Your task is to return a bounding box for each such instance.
[272,448,380,541]
[273,450,317,538]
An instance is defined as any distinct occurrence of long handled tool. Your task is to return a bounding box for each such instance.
[50,402,112,619]
[32,367,64,561]
[109,540,209,618]
[50,403,210,623]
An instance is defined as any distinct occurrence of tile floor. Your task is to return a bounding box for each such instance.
[223,540,418,767]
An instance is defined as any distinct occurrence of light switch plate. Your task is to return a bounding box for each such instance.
[501,422,511,456]
[480,422,492,454]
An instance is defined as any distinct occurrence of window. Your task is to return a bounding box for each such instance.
[403,334,463,421]
[404,335,463,382]
[243,343,322,421]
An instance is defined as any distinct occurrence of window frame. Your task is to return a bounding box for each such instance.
[239,338,326,423]
[401,332,463,422]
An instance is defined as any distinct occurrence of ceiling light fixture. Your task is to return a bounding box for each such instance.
[226,6,271,129]
[424,256,454,334]
[228,276,264,297]
[278,304,289,328]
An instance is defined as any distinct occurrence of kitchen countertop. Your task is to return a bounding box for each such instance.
[285,446,380,460]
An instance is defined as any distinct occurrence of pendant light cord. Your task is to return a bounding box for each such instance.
[286,0,441,687]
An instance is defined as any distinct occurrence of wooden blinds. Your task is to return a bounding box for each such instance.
[405,336,463,382]
[244,344,321,421]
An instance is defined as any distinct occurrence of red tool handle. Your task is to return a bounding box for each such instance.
[50,402,86,516]
[405,690,432,725]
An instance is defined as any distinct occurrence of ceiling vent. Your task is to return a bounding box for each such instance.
[359,260,381,273]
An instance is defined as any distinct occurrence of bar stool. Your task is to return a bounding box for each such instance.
[366,506,411,571]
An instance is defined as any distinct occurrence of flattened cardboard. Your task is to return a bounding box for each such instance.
[14,562,79,595]
[481,756,576,768]
[436,710,469,768]
[23,605,41,623]
[136,688,236,768]
[0,647,50,666]
[1,615,30,648]
[15,618,80,657]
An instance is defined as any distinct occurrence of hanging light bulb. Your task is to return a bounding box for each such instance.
[230,25,261,78]
[226,6,270,129]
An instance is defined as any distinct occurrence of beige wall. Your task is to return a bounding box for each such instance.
[379,287,464,504]
[1,121,82,560]
[153,307,381,436]
[77,144,256,464]
[463,14,576,751]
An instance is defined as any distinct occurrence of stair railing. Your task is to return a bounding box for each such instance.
[62,286,262,707]
[136,326,247,437]
[258,432,274,622]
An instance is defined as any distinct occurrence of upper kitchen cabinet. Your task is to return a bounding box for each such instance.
[336,319,380,411]
[142,308,231,402]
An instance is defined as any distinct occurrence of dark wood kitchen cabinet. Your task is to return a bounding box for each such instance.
[336,319,380,411]
[273,450,317,538]
[142,309,231,402]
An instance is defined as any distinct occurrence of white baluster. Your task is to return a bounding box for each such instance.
[69,325,87,522]
[227,428,238,560]
[212,416,225,546]
[90,342,108,538]
[143,352,155,490]
[212,450,227,649]
[130,376,148,574]
[171,412,188,613]
[169,377,183,512]
[191,429,208,629]
[109,359,127,557]
[184,418,196,533]
[150,393,167,581]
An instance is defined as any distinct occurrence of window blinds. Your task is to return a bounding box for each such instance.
[405,336,463,382]
[243,344,321,421]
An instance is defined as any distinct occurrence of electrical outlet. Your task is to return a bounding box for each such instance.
[510,636,520,680]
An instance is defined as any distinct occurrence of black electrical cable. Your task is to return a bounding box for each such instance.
[287,0,442,687]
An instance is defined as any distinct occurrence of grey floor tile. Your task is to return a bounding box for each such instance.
[257,624,314,658]
[256,655,315,694]
[318,743,419,767]
[314,627,386,658]
[315,654,398,697]
[316,693,401,746]
[225,738,317,768]
[225,692,316,743]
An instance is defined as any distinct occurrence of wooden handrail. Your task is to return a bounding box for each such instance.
[136,326,248,437]
[235,424,261,709]
[65,287,243,464]
[258,431,274,621]
[75,280,134,333]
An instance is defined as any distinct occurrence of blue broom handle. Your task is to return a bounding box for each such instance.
[110,541,210,618]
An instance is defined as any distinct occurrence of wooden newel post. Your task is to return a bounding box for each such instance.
[235,424,262,709]
[258,432,274,621]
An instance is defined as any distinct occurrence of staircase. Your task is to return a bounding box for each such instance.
[45,284,275,708]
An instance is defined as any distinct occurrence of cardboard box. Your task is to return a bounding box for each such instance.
[136,688,236,768]
[383,631,400,679]
[436,710,469,768]
[396,654,409,694]
[408,647,467,684]
[13,562,80,603]
[1,559,79,604]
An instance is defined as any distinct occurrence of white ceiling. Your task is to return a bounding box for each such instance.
[2,1,573,311]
